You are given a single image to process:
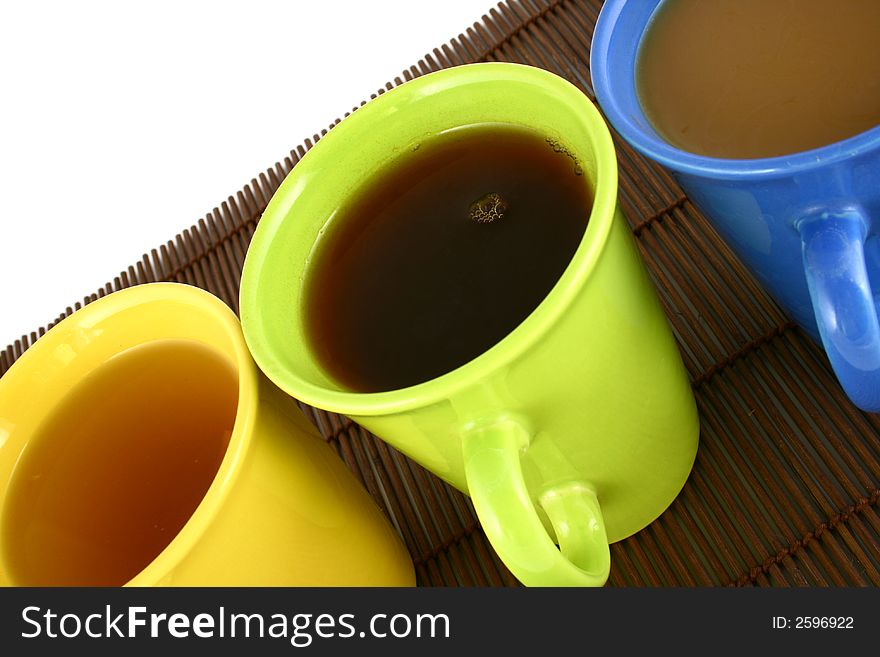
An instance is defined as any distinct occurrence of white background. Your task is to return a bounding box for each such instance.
[0,0,487,346]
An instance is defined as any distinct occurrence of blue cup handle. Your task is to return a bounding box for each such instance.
[799,209,880,411]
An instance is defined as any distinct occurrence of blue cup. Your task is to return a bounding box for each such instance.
[591,0,880,412]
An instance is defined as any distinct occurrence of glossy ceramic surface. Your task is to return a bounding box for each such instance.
[0,283,414,586]
[240,63,699,586]
[591,0,880,411]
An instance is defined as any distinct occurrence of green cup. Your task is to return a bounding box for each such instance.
[239,63,699,586]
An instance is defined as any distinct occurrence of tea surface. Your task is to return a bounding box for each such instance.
[304,123,591,392]
[636,0,880,159]
[1,340,237,585]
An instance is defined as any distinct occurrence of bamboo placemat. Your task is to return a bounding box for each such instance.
[3,0,879,587]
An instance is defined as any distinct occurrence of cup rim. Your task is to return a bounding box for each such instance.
[239,62,619,416]
[0,283,258,586]
[591,0,880,181]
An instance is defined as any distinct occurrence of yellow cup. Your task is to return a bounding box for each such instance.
[0,283,414,586]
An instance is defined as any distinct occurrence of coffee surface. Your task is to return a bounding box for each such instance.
[2,340,237,585]
[304,123,592,393]
[637,0,880,159]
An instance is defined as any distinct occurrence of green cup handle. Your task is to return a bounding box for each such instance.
[462,418,610,586]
